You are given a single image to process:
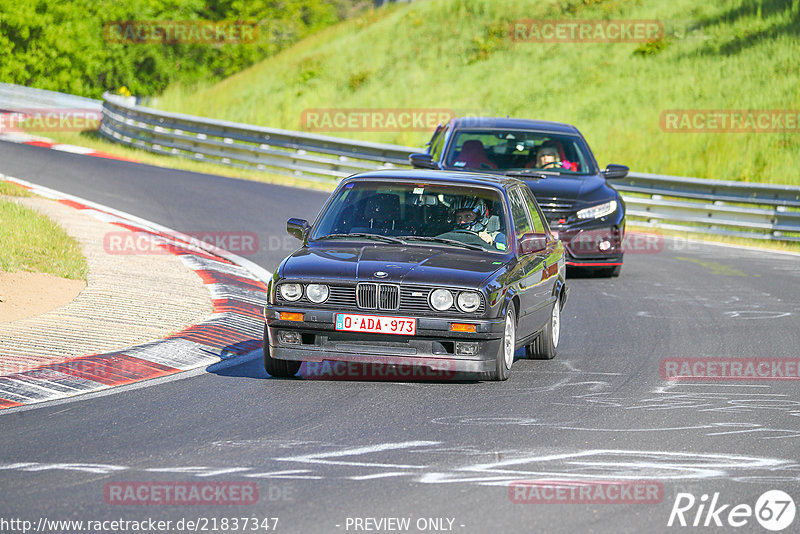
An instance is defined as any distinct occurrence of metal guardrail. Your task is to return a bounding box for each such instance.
[0,83,103,112]
[99,93,800,242]
[99,93,414,180]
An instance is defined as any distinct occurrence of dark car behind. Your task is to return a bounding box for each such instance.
[410,117,629,276]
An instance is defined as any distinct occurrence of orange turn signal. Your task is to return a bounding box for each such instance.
[450,323,477,333]
[280,312,304,322]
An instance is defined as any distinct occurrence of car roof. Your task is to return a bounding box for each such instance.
[450,116,580,134]
[344,169,525,190]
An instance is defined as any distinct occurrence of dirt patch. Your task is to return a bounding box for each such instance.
[0,271,85,323]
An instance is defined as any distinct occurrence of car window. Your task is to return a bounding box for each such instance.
[521,186,548,234]
[429,124,448,161]
[444,129,592,174]
[508,187,532,241]
[311,180,510,253]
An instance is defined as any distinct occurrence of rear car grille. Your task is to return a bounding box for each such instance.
[276,283,484,316]
[356,283,399,311]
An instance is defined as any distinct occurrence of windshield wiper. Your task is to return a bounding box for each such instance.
[316,233,407,244]
[504,169,555,179]
[398,235,486,251]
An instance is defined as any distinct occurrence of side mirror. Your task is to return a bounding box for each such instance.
[287,218,310,241]
[602,164,629,180]
[518,232,548,255]
[409,153,439,169]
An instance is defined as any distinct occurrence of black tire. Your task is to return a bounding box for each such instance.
[494,306,516,381]
[263,325,301,377]
[526,299,560,360]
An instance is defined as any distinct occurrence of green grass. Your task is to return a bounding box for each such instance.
[152,0,800,185]
[0,181,33,197]
[0,193,88,280]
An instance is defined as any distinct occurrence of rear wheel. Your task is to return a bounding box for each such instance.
[494,306,516,381]
[263,325,301,377]
[526,299,560,360]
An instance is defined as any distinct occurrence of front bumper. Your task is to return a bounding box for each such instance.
[550,225,624,267]
[264,307,505,375]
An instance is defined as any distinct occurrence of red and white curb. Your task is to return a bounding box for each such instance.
[0,175,269,411]
[0,129,138,162]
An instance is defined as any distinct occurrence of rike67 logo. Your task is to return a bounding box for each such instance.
[668,490,796,531]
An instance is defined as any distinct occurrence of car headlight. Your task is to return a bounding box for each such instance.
[306,284,329,303]
[429,289,454,311]
[457,291,481,313]
[576,200,617,220]
[279,283,303,301]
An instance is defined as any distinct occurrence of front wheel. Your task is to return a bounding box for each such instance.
[494,306,516,381]
[526,299,560,360]
[263,325,301,377]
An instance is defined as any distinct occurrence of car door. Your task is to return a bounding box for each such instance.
[521,184,561,305]
[508,186,552,339]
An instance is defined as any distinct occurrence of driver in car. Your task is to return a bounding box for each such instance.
[531,143,578,171]
[535,146,561,169]
[451,197,507,250]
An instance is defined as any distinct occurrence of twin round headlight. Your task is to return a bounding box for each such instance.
[305,284,329,303]
[429,289,481,313]
[279,283,329,303]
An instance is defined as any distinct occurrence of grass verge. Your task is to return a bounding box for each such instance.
[0,186,88,280]
[0,181,33,197]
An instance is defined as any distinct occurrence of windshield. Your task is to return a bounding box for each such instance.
[444,130,592,174]
[311,181,510,253]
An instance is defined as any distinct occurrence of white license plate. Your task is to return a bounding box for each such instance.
[335,313,416,336]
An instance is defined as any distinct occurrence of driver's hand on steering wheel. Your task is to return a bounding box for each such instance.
[478,231,493,244]
[541,160,562,169]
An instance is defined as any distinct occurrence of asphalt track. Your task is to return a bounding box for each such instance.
[1,140,799,533]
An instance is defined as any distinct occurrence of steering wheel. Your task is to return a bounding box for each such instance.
[438,229,488,247]
[540,160,563,169]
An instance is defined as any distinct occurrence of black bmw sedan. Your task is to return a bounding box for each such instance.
[263,169,568,381]
[410,117,629,277]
